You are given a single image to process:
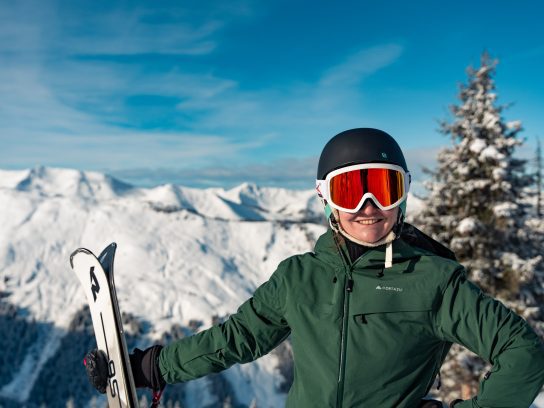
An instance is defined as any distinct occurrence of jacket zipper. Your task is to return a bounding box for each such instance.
[336,271,353,407]
[331,233,355,407]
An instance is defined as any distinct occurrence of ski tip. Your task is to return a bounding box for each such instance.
[69,248,94,269]
[98,242,117,265]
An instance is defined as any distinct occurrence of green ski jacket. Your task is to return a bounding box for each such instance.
[159,229,544,407]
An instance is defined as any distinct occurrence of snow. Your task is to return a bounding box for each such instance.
[492,167,507,181]
[479,145,505,161]
[469,138,487,154]
[0,168,29,188]
[140,181,321,222]
[456,217,477,234]
[405,194,424,219]
[506,120,522,130]
[493,202,517,218]
[533,391,544,408]
[482,111,499,129]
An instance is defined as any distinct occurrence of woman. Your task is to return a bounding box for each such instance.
[87,128,544,407]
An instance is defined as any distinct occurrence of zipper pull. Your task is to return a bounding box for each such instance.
[346,279,354,292]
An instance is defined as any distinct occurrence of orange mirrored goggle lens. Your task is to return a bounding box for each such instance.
[329,168,405,210]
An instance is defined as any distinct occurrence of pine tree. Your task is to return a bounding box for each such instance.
[536,137,542,217]
[416,52,544,400]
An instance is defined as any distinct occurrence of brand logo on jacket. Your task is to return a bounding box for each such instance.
[375,285,403,292]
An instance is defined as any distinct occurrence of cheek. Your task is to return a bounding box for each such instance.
[338,212,355,225]
[385,209,399,225]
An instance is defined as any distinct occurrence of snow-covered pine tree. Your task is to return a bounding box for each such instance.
[536,137,542,217]
[416,52,544,400]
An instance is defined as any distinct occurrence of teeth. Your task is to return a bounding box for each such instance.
[358,219,380,225]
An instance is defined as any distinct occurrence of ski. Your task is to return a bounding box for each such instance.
[71,243,139,408]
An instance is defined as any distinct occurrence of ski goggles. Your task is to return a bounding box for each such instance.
[316,163,410,213]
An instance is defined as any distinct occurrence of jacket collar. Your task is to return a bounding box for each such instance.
[314,229,426,271]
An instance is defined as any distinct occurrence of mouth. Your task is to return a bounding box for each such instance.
[356,218,383,225]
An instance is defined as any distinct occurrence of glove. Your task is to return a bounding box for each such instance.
[419,399,444,407]
[84,349,109,394]
[450,399,464,407]
[130,345,166,391]
[84,345,166,393]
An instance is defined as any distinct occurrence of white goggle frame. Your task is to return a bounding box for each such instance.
[316,163,411,213]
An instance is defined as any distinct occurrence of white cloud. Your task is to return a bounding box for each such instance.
[109,156,318,189]
[319,44,403,88]
[58,11,222,56]
[174,44,404,135]
[0,1,252,57]
[0,130,268,170]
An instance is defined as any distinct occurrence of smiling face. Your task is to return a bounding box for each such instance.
[337,200,399,243]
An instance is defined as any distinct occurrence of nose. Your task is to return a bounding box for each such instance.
[360,198,379,211]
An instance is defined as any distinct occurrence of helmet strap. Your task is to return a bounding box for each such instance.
[392,207,405,238]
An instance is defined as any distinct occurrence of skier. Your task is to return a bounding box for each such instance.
[86,128,544,407]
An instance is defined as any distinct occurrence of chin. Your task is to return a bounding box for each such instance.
[356,228,385,241]
[353,233,382,243]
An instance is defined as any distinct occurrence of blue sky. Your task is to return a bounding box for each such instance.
[1,0,543,190]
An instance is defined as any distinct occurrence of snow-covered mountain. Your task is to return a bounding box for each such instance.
[0,166,436,407]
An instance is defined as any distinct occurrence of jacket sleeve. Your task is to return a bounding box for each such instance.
[158,265,291,384]
[434,267,544,408]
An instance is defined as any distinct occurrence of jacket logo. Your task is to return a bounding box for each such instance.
[375,285,403,292]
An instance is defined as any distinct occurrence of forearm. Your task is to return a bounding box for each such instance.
[159,324,234,383]
[437,269,544,407]
[159,298,290,384]
[456,339,544,407]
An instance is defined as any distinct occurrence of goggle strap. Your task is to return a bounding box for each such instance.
[324,203,333,220]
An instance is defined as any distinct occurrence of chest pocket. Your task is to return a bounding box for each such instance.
[349,292,438,362]
[350,285,437,330]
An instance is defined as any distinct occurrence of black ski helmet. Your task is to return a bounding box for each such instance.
[317,128,410,236]
[317,128,409,180]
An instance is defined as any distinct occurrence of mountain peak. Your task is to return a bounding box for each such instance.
[7,166,134,200]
